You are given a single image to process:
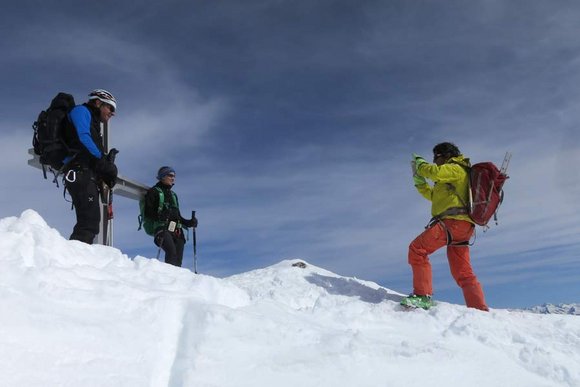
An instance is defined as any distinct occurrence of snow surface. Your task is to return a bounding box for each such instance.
[1,210,579,387]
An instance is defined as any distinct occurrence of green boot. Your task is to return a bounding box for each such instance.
[400,294,433,310]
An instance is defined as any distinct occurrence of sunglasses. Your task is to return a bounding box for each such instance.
[103,103,115,113]
[165,174,176,178]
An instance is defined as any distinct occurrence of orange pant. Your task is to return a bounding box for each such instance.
[408,219,488,311]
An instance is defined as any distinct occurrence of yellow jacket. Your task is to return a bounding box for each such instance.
[415,155,474,223]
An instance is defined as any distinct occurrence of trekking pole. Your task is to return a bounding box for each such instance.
[192,210,198,274]
[156,232,165,260]
[106,149,119,220]
[104,149,119,246]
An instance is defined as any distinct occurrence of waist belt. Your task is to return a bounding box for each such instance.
[437,206,468,218]
[426,207,468,227]
[67,163,91,172]
[426,207,472,246]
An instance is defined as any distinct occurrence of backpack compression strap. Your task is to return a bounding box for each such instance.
[155,187,182,230]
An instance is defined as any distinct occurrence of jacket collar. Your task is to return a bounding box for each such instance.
[155,181,174,190]
[447,155,471,168]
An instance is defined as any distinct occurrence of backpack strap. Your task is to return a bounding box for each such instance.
[170,191,178,208]
[155,186,165,215]
[138,187,165,232]
[170,192,183,230]
[446,161,474,212]
[156,188,183,231]
[445,182,470,211]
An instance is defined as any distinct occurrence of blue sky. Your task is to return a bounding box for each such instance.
[1,0,580,308]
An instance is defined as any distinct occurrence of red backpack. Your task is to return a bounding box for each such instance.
[468,161,509,227]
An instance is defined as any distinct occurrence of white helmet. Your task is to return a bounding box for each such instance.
[88,89,117,111]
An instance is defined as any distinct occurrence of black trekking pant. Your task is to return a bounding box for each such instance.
[154,230,185,267]
[65,168,100,244]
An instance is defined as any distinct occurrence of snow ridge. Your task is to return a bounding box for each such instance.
[1,210,579,387]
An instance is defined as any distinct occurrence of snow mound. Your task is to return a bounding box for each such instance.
[1,210,579,387]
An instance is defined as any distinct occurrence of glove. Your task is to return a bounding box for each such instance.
[95,157,118,188]
[106,148,119,162]
[184,216,198,228]
[411,153,427,186]
[412,153,427,168]
[103,176,117,189]
[413,174,427,186]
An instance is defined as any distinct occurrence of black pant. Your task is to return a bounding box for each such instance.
[65,169,100,244]
[155,230,185,267]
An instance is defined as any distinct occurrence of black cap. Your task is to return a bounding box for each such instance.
[433,142,460,158]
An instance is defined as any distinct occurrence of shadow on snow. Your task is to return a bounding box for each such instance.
[305,273,404,304]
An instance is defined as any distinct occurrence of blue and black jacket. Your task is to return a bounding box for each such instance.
[63,103,104,169]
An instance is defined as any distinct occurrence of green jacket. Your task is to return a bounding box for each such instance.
[415,155,473,223]
[143,182,183,233]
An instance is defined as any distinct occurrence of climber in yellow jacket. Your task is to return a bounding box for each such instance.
[401,142,489,311]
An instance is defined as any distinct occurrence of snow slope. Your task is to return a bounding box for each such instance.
[0,210,579,387]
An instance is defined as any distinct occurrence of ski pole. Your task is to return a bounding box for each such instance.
[192,210,197,274]
[156,232,165,260]
[102,149,119,246]
[106,149,119,221]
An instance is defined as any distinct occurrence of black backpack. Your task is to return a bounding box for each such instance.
[32,92,76,174]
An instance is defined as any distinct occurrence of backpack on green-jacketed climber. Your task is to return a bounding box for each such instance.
[138,187,179,236]
[449,152,511,228]
[32,92,77,179]
[467,161,509,227]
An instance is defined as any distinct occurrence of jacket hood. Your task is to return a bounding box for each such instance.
[448,155,471,168]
